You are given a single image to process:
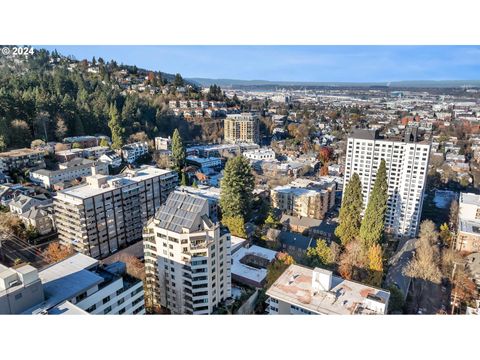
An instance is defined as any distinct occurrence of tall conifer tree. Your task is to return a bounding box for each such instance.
[335,173,363,246]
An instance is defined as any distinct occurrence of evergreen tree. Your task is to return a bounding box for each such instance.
[335,172,363,246]
[220,156,255,220]
[359,159,388,248]
[306,240,334,268]
[108,103,123,149]
[171,129,186,173]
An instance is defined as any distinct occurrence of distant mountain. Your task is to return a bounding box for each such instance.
[188,77,480,89]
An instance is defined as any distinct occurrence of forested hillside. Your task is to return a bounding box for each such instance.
[0,48,210,150]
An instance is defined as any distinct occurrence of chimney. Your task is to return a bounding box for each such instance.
[312,267,332,293]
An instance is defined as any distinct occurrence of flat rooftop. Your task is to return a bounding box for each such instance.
[266,264,390,315]
[25,253,103,313]
[460,192,480,206]
[55,166,175,200]
[231,245,277,286]
[0,148,44,158]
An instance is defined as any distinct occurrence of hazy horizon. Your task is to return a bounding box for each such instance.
[37,45,480,83]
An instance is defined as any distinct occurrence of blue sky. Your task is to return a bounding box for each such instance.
[38,46,480,82]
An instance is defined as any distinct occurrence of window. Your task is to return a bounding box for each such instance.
[103,306,112,314]
[103,296,111,304]
[118,308,126,315]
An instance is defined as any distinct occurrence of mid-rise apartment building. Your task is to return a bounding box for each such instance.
[243,148,276,161]
[143,190,232,314]
[1,253,145,315]
[271,178,337,220]
[0,148,46,173]
[343,129,430,238]
[30,158,109,189]
[121,141,149,164]
[456,192,480,252]
[224,113,260,144]
[266,264,390,315]
[155,136,171,151]
[54,166,178,259]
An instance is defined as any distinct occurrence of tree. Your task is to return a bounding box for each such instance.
[319,163,329,176]
[264,208,279,229]
[222,216,247,238]
[403,225,442,310]
[128,131,149,144]
[306,240,334,268]
[387,285,405,313]
[108,103,124,149]
[359,159,388,248]
[366,244,383,287]
[335,173,363,246]
[180,172,188,186]
[171,129,186,173]
[418,219,438,245]
[72,142,82,149]
[0,213,25,241]
[0,117,8,151]
[109,253,145,280]
[31,139,46,148]
[99,138,110,147]
[173,73,184,87]
[318,146,333,163]
[449,199,459,231]
[439,223,452,247]
[220,156,255,220]
[10,119,32,148]
[43,242,74,264]
[265,252,295,289]
[338,239,367,281]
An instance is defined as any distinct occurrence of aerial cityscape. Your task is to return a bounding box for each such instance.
[2,45,480,316]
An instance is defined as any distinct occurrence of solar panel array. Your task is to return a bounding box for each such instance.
[155,191,207,233]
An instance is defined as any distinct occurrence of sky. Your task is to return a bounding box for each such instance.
[38,46,480,82]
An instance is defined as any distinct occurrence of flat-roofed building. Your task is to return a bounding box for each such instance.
[1,253,145,315]
[0,263,45,314]
[121,142,149,164]
[344,128,430,238]
[271,178,337,220]
[224,113,260,144]
[0,148,46,173]
[30,159,109,189]
[243,148,276,161]
[231,245,277,288]
[155,136,171,151]
[266,264,390,315]
[143,190,231,314]
[456,192,480,252]
[53,166,178,259]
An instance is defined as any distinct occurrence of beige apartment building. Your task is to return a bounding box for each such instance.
[143,190,231,314]
[224,113,260,144]
[456,192,480,252]
[271,178,337,220]
[53,166,177,259]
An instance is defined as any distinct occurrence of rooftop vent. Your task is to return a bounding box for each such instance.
[312,267,332,293]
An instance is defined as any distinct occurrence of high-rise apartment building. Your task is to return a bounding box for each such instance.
[343,129,430,238]
[1,254,145,315]
[266,264,390,315]
[54,165,178,259]
[224,112,260,144]
[143,190,232,314]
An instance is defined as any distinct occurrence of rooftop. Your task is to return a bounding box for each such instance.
[231,245,277,287]
[266,264,390,315]
[0,148,44,158]
[23,254,102,313]
[154,191,210,233]
[55,166,175,200]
